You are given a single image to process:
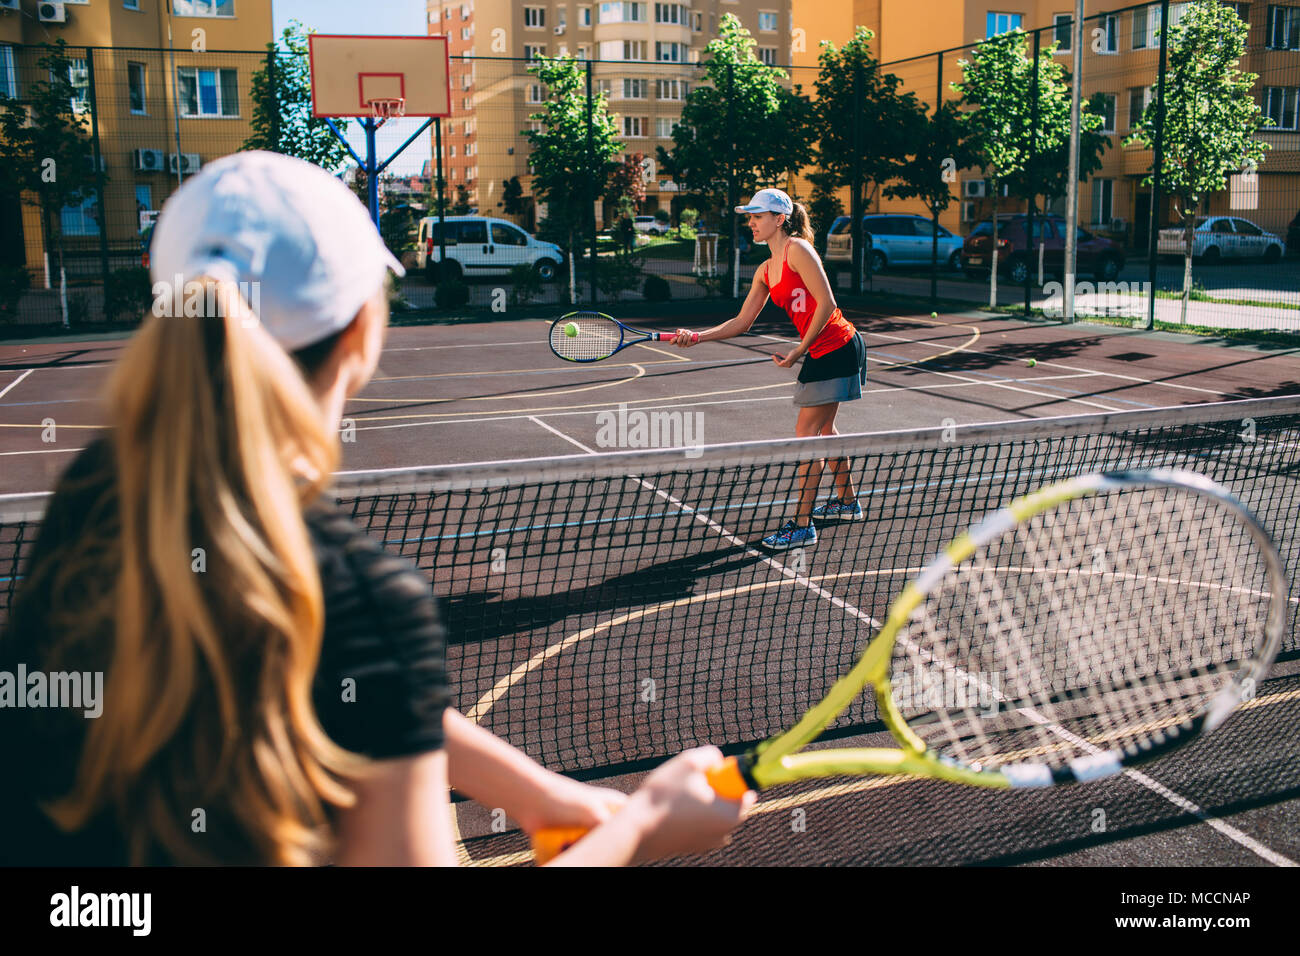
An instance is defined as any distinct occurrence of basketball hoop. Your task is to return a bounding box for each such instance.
[369,97,406,127]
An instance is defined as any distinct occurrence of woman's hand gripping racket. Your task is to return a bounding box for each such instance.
[549,311,696,363]
[532,468,1286,862]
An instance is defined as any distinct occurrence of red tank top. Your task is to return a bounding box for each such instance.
[766,242,855,358]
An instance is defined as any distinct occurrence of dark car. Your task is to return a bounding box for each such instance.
[960,215,1124,283]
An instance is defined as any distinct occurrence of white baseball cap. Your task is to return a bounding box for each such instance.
[735,188,794,216]
[150,151,404,352]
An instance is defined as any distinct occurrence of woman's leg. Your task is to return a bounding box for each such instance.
[818,414,857,504]
[795,403,839,524]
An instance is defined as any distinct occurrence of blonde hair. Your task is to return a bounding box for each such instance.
[782,202,815,244]
[37,278,364,865]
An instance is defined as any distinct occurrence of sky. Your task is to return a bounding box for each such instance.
[272,0,433,176]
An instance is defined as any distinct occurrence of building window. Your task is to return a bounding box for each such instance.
[461,3,469,19]
[692,11,702,31]
[1091,178,1113,224]
[655,3,685,24]
[1270,5,1300,48]
[758,11,777,32]
[466,142,475,156]
[656,78,687,99]
[1127,86,1152,129]
[986,12,1022,37]
[579,6,592,28]
[134,184,152,230]
[622,78,647,99]
[461,26,472,40]
[596,78,612,96]
[172,0,235,17]
[524,44,546,60]
[600,2,645,23]
[624,40,647,60]
[655,116,676,137]
[527,83,543,103]
[1265,87,1299,128]
[60,58,91,113]
[656,41,683,62]
[61,192,100,237]
[1132,5,1149,49]
[125,0,140,9]
[622,115,647,137]
[449,145,456,157]
[1097,93,1116,132]
[461,72,472,90]
[463,96,473,110]
[758,46,777,66]
[1053,13,1072,51]
[524,6,545,28]
[1098,14,1118,53]
[578,45,590,59]
[0,45,16,100]
[128,61,147,113]
[1229,3,1250,25]
[429,7,440,22]
[177,67,239,117]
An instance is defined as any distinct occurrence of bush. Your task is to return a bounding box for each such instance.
[509,263,542,306]
[643,274,671,302]
[653,209,670,224]
[68,293,92,326]
[436,279,470,310]
[594,253,643,301]
[679,208,699,231]
[104,267,153,322]
[0,265,30,322]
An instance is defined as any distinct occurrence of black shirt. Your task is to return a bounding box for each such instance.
[0,440,450,865]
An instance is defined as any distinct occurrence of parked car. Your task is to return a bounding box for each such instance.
[1156,216,1286,262]
[633,215,670,236]
[825,214,962,271]
[960,215,1125,283]
[416,216,565,281]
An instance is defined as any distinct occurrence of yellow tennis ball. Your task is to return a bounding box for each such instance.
[931,311,938,318]
[1027,358,1037,367]
[564,322,579,337]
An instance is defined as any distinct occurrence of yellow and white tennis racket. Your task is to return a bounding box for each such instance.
[532,468,1286,862]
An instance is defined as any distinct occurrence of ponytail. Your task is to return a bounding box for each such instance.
[783,202,815,243]
[41,277,364,865]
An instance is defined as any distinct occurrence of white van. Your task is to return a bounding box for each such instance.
[416,216,565,282]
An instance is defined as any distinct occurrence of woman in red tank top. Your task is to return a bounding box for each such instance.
[668,188,867,551]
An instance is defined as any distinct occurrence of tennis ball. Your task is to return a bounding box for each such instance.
[564,322,579,337]
[931,311,938,318]
[1027,358,1037,367]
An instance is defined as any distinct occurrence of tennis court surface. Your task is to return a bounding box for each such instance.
[2,307,1299,866]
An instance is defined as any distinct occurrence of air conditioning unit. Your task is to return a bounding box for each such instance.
[1110,217,1128,233]
[38,1,66,23]
[964,180,986,198]
[0,1,22,13]
[554,24,566,35]
[169,152,202,175]
[135,148,165,172]
[69,66,89,86]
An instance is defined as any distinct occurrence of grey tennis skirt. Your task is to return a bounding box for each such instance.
[792,334,868,408]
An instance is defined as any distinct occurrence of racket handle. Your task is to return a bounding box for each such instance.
[654,331,699,344]
[529,756,749,864]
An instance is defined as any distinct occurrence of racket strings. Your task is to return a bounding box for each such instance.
[550,313,625,362]
[893,486,1271,772]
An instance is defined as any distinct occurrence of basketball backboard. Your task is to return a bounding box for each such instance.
[308,35,451,118]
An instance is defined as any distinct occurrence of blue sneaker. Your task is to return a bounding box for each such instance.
[761,519,817,551]
[811,496,863,522]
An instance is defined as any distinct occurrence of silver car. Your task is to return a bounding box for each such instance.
[825,214,965,271]
[1157,216,1287,262]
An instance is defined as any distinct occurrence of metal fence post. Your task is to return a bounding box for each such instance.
[931,51,942,306]
[587,59,598,306]
[266,45,280,151]
[1025,27,1041,316]
[85,48,111,321]
[726,60,737,299]
[850,62,863,296]
[434,116,446,278]
[1145,0,1171,331]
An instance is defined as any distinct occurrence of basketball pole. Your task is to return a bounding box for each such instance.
[324,117,434,227]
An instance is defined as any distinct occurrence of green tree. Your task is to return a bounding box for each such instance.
[657,14,813,289]
[954,29,1084,303]
[0,40,100,326]
[524,54,623,295]
[1002,90,1109,216]
[811,28,926,228]
[243,20,351,170]
[498,176,525,219]
[1123,1,1269,324]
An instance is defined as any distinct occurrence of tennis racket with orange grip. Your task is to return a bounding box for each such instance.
[532,468,1286,863]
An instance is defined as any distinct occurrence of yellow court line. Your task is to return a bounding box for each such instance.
[858,314,981,373]
[371,357,685,381]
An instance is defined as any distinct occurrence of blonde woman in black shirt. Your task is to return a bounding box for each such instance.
[0,153,749,867]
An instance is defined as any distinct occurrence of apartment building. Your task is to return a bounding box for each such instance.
[429,1,479,207]
[448,0,792,226]
[0,0,272,276]
[791,1,1298,247]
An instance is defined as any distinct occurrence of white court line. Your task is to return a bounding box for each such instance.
[381,340,546,352]
[0,369,33,401]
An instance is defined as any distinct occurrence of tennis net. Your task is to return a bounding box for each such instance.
[2,396,1299,779]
